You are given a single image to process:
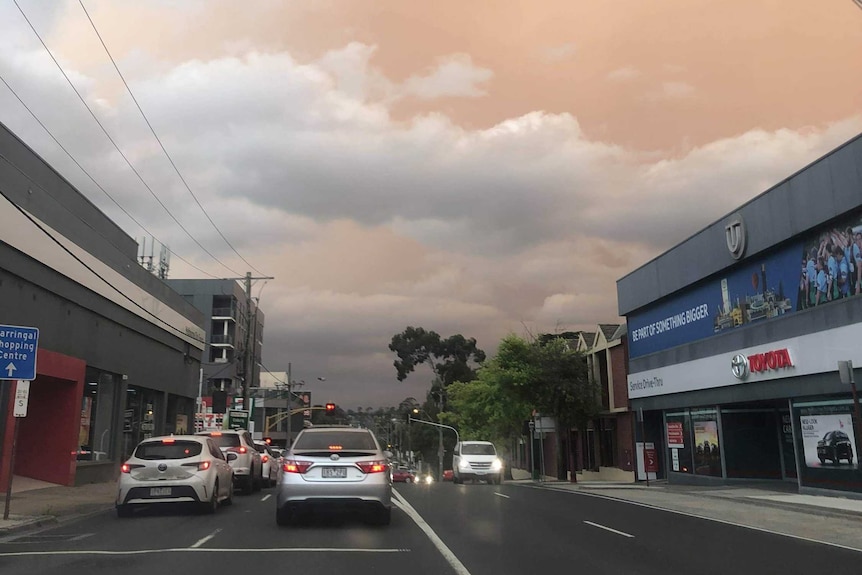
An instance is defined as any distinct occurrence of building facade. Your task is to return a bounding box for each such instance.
[617,133,862,496]
[164,279,265,426]
[0,121,206,488]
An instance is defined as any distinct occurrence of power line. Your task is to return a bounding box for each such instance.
[11,0,243,278]
[0,71,221,279]
[78,0,267,277]
[0,183,206,346]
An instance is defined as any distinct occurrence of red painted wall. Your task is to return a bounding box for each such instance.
[0,348,85,490]
[610,339,630,410]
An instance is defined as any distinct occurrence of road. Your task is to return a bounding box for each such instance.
[0,480,860,575]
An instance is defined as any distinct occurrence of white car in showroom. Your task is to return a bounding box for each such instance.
[116,435,234,517]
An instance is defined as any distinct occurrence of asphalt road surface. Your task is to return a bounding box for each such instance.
[0,480,859,575]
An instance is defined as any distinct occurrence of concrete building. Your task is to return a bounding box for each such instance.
[163,279,265,426]
[617,132,862,496]
[0,121,205,488]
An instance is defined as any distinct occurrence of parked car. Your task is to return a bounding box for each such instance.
[453,440,503,484]
[254,440,279,487]
[391,466,416,483]
[116,435,234,517]
[276,425,392,526]
[197,429,263,494]
[442,469,454,481]
[817,430,854,465]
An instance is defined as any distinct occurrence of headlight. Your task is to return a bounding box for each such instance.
[459,459,471,469]
[425,475,434,484]
[492,458,502,471]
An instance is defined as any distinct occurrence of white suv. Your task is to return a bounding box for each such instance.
[197,429,263,494]
[453,441,503,484]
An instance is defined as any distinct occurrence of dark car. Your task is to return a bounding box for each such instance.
[817,430,854,465]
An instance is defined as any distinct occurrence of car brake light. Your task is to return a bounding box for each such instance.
[262,455,269,463]
[161,438,175,444]
[283,459,313,474]
[357,460,389,474]
[210,432,222,436]
[182,461,211,471]
[121,463,144,473]
[228,446,247,454]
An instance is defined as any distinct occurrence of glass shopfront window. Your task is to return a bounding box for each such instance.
[122,385,160,460]
[691,409,722,477]
[78,367,120,462]
[665,411,693,474]
[794,398,862,493]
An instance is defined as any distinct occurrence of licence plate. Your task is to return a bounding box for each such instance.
[150,487,172,497]
[321,467,347,478]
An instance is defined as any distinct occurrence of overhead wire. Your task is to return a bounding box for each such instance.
[78,0,267,277]
[0,71,222,279]
[0,183,206,346]
[11,0,244,278]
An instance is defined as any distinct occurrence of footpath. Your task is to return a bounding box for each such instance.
[1,471,862,552]
[508,469,862,552]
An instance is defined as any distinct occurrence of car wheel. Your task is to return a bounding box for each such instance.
[276,506,293,527]
[493,475,502,485]
[222,477,234,506]
[202,481,219,514]
[116,504,133,518]
[819,457,825,464]
[253,466,263,492]
[242,475,254,495]
[369,507,391,526]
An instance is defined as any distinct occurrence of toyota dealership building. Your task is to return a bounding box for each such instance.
[617,133,862,496]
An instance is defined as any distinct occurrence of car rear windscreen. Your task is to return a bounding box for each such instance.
[201,434,241,449]
[294,431,377,450]
[462,443,496,455]
[135,441,203,460]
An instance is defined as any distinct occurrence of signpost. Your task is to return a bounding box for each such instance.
[1,325,38,521]
[227,409,250,431]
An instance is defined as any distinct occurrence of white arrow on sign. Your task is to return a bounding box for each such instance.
[5,362,16,377]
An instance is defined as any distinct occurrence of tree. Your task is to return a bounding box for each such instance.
[389,327,486,390]
[494,334,600,481]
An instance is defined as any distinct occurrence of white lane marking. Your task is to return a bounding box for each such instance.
[261,494,272,502]
[494,492,510,499]
[583,520,634,538]
[392,489,472,575]
[517,484,862,554]
[190,528,221,548]
[0,548,409,557]
[70,534,94,542]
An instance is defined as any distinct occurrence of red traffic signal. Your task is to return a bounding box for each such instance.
[325,402,336,413]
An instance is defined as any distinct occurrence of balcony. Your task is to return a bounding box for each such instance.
[210,334,235,346]
[212,307,237,320]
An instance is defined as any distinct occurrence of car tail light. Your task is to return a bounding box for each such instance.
[161,438,175,444]
[357,460,389,474]
[121,463,144,473]
[228,446,247,454]
[283,459,313,474]
[261,455,269,463]
[182,461,211,471]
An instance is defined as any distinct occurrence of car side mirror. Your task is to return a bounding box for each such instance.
[226,452,238,462]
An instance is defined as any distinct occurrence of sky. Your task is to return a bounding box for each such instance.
[0,1,860,408]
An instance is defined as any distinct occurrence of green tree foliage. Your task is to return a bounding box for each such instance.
[389,326,486,388]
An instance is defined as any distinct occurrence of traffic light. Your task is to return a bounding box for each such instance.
[325,402,336,414]
[263,437,272,445]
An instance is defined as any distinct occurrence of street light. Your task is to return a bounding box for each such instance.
[410,408,460,481]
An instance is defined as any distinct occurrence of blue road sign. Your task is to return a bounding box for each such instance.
[0,324,39,380]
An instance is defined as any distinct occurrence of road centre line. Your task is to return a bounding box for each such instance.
[392,489,473,575]
[261,494,272,502]
[583,520,634,538]
[0,548,410,558]
[494,492,510,499]
[190,528,221,548]
[517,483,862,554]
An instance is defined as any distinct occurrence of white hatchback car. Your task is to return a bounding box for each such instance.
[254,441,279,487]
[116,435,234,517]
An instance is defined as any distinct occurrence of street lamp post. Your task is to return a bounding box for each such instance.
[410,408,460,480]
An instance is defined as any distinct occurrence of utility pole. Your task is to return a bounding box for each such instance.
[241,272,274,412]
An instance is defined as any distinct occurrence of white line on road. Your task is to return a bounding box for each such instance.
[261,494,272,502]
[494,492,510,499]
[0,548,410,558]
[393,489,473,575]
[518,484,862,554]
[583,520,634,538]
[190,528,221,548]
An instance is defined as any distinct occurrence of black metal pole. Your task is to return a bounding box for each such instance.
[849,380,862,471]
[3,417,20,520]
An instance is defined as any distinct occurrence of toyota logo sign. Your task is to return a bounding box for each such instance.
[731,354,749,380]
